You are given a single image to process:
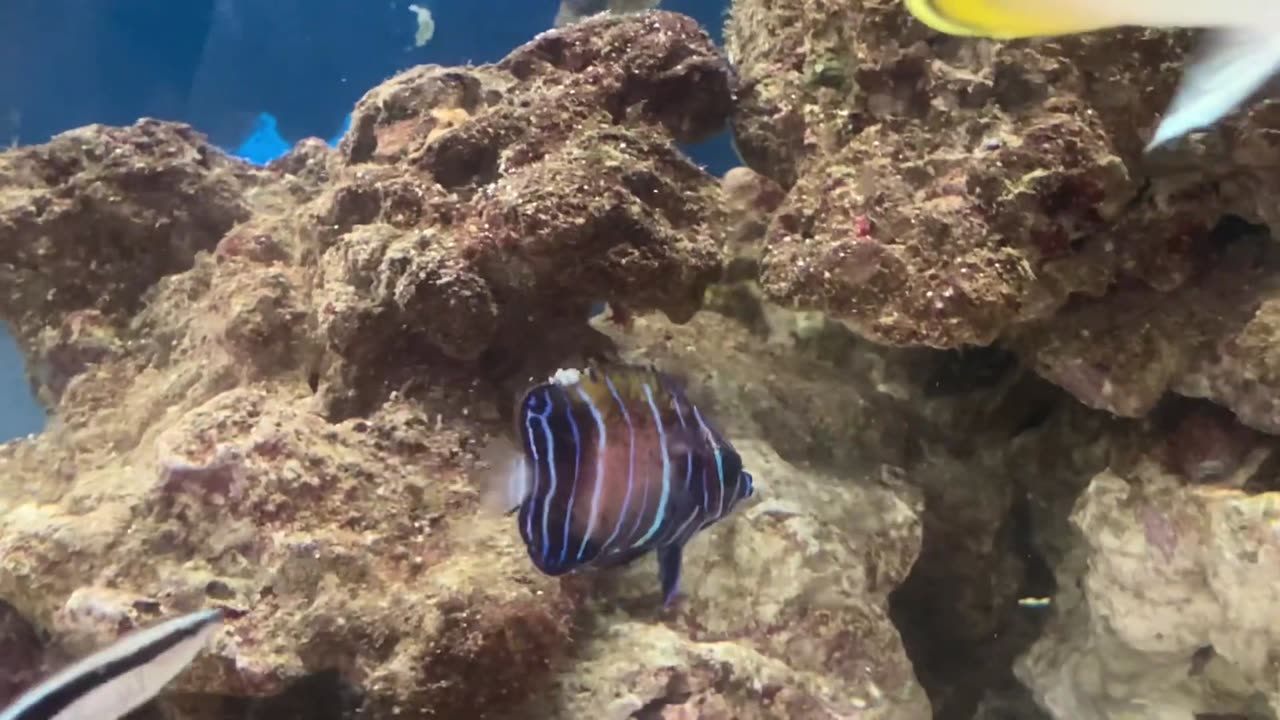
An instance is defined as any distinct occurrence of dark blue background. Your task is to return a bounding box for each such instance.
[0,0,736,440]
[1,0,733,153]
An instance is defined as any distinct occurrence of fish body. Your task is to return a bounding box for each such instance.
[408,4,434,48]
[0,608,223,720]
[902,0,1280,150]
[488,364,755,606]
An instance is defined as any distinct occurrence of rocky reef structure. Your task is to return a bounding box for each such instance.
[1018,404,1280,720]
[554,0,662,28]
[0,11,935,720]
[726,0,1280,431]
[724,0,1280,719]
[5,2,1280,720]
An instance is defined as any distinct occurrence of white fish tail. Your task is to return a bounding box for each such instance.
[1147,27,1280,151]
[477,435,530,515]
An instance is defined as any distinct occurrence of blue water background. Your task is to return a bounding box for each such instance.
[0,0,735,440]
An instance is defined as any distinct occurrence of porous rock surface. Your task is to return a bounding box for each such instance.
[8,3,1280,720]
[554,0,662,28]
[0,11,935,720]
[1016,406,1280,720]
[725,0,1280,431]
[725,1,1280,719]
[727,1,1280,717]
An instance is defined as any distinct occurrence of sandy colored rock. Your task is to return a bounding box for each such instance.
[0,121,271,406]
[633,285,1120,720]
[1017,411,1280,720]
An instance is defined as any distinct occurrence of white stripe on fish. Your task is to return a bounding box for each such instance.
[0,608,223,720]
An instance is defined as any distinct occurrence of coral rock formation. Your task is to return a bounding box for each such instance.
[0,121,259,406]
[1018,412,1280,720]
[316,12,733,395]
[725,0,1280,718]
[727,2,1225,351]
[0,10,935,720]
[554,0,662,28]
[723,0,1277,395]
[1011,222,1280,431]
[9,0,1280,717]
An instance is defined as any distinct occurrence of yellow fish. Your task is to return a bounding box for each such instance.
[903,0,1280,150]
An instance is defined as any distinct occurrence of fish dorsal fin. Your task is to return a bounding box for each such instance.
[547,363,680,422]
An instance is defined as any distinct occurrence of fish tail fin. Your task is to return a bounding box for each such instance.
[475,434,530,515]
[1146,27,1280,151]
[902,0,1124,39]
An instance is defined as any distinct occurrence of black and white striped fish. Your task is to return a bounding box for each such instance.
[483,363,756,606]
[0,608,223,720]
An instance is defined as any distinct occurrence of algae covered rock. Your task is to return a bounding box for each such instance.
[724,1,1280,718]
[0,10,935,720]
[1017,411,1280,720]
[723,0,1280,420]
[725,0,1233,352]
[315,10,732,394]
[1010,222,1280,432]
[11,0,1280,717]
[554,0,662,28]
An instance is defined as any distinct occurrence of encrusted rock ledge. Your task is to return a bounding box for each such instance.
[0,11,932,720]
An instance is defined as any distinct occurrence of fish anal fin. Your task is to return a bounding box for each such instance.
[657,543,685,607]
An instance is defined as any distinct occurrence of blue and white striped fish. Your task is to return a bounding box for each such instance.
[0,608,223,720]
[482,363,755,606]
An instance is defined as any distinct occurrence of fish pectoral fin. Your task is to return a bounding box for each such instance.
[657,543,684,607]
[1148,27,1280,151]
[475,436,530,516]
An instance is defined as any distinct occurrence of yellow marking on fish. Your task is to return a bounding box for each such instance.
[903,0,1120,39]
[554,362,672,421]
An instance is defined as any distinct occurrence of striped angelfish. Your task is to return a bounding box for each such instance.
[482,363,756,606]
[0,608,223,720]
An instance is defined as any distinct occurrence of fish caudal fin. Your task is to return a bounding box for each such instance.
[476,435,530,516]
[1147,27,1280,151]
[657,543,685,607]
